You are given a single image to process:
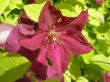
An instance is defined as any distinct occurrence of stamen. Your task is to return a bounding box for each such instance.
[53,25,56,28]
[58,18,62,23]
[53,37,57,41]
[47,28,62,43]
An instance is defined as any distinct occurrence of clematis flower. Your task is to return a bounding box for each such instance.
[5,11,39,62]
[96,0,103,5]
[5,1,93,81]
[0,24,14,48]
[104,72,110,82]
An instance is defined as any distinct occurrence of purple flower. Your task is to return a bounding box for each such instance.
[104,72,110,82]
[96,0,103,5]
[5,16,38,61]
[0,24,14,48]
[5,1,93,81]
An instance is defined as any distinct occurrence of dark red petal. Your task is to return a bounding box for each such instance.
[60,34,93,55]
[0,24,14,48]
[17,24,35,36]
[31,46,57,80]
[5,23,36,52]
[104,72,110,82]
[58,44,70,73]
[55,16,74,29]
[48,43,62,78]
[69,32,93,50]
[18,47,39,62]
[19,11,35,25]
[5,24,39,62]
[63,10,88,31]
[5,24,38,60]
[38,2,62,31]
[47,43,70,80]
[27,0,37,4]
[5,27,21,52]
[39,1,79,31]
[96,0,103,5]
[62,28,93,49]
[19,32,46,50]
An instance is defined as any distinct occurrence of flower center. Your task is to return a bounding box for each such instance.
[47,26,61,43]
[48,29,58,42]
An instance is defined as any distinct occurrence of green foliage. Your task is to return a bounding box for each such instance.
[81,51,94,64]
[105,0,110,8]
[64,62,81,82]
[0,0,10,16]
[76,76,89,82]
[83,64,103,81]
[88,8,104,26]
[9,0,24,10]
[90,55,110,71]
[54,0,85,17]
[24,2,45,22]
[0,0,25,25]
[0,53,31,82]
[0,9,20,25]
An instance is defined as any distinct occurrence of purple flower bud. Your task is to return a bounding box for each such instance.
[96,0,103,5]
[104,72,110,82]
[0,24,14,48]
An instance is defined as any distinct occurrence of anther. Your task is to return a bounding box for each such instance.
[53,37,57,41]
[58,18,62,23]
[53,25,56,28]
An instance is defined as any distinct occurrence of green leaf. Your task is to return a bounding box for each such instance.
[1,0,24,18]
[0,0,10,16]
[97,39,108,54]
[9,0,24,10]
[108,56,110,60]
[88,9,104,26]
[64,0,86,4]
[64,71,72,82]
[76,76,89,82]
[83,64,103,80]
[0,49,7,55]
[90,55,110,71]
[72,57,85,68]
[0,9,20,25]
[37,0,53,4]
[107,45,110,55]
[0,53,31,82]
[105,0,110,8]
[54,2,83,17]
[96,22,110,33]
[24,2,45,22]
[81,51,94,64]
[37,0,45,3]
[64,62,81,82]
[69,63,81,80]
